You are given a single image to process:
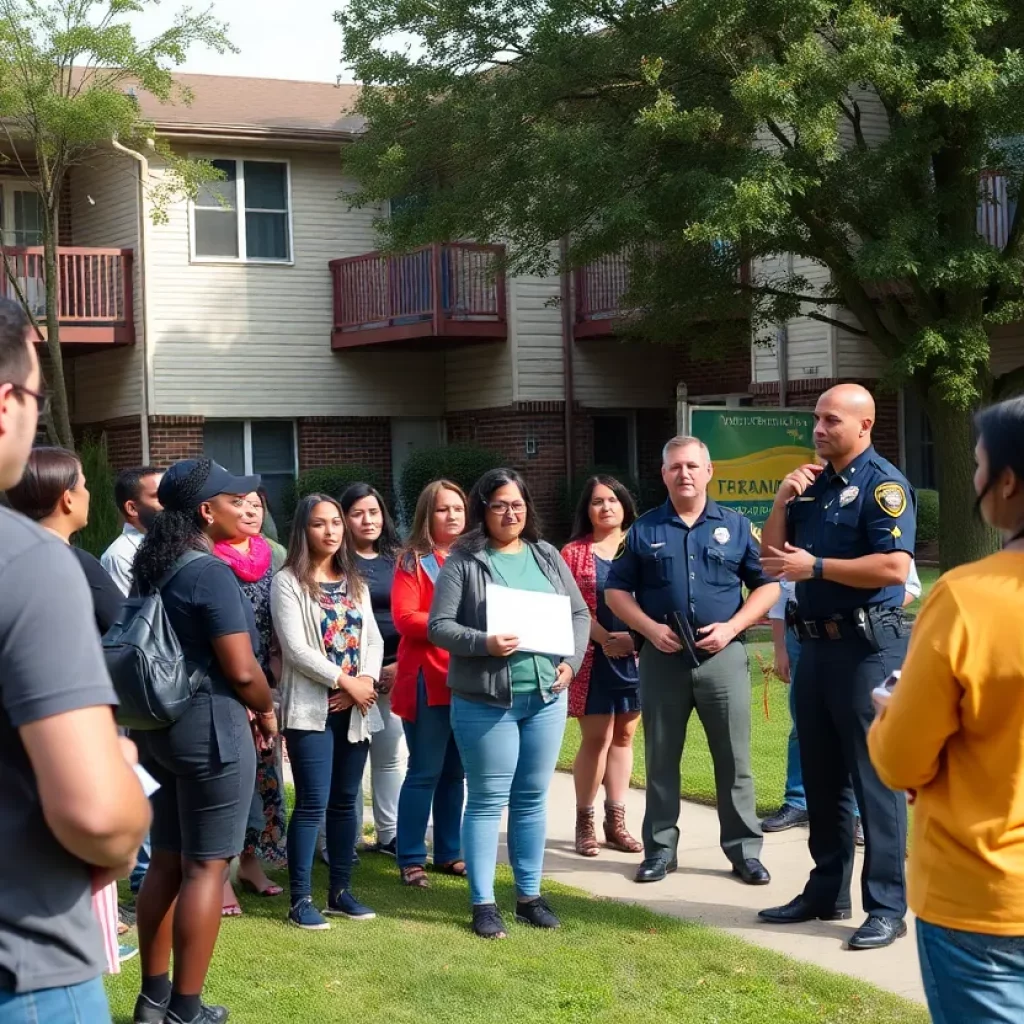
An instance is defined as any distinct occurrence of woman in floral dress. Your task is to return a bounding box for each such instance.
[214,491,288,914]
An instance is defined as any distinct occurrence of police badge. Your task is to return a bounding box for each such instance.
[713,527,730,545]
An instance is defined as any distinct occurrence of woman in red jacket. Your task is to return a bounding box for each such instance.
[392,479,468,887]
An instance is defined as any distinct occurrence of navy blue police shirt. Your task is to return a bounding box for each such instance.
[785,446,916,618]
[606,497,773,632]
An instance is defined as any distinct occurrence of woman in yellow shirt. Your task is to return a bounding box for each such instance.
[869,396,1024,1024]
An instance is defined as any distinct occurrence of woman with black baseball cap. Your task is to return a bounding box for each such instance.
[131,459,277,1024]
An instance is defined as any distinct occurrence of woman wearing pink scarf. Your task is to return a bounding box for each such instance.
[215,492,288,914]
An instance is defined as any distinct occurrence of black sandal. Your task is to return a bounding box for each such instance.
[433,859,468,877]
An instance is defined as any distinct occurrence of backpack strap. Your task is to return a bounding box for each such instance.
[155,549,210,592]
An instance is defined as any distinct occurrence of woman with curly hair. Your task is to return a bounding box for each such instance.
[131,460,277,1024]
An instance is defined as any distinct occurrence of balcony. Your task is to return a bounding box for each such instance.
[574,247,750,339]
[0,247,134,351]
[330,243,507,350]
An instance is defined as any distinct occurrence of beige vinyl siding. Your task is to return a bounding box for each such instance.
[750,254,788,383]
[573,338,677,407]
[511,265,564,402]
[444,342,513,411]
[68,152,144,422]
[838,86,889,148]
[145,147,442,417]
[990,324,1024,376]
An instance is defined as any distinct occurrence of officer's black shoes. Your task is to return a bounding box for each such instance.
[847,915,907,950]
[732,858,771,885]
[758,895,853,924]
[634,855,678,883]
[761,804,809,832]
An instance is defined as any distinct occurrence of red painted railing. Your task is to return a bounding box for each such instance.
[0,246,134,343]
[330,243,506,338]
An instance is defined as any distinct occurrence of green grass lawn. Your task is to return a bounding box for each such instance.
[107,853,925,1024]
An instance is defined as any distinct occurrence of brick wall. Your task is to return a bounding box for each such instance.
[75,416,142,470]
[296,417,392,495]
[751,378,901,464]
[148,416,204,466]
[678,341,751,398]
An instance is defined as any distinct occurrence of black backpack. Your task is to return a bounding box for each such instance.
[103,550,211,731]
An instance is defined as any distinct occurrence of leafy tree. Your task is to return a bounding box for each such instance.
[0,0,232,448]
[338,0,1024,568]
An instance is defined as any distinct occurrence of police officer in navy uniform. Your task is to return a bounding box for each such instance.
[606,435,780,885]
[758,384,915,951]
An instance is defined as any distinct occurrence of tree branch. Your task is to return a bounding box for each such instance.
[807,310,869,335]
[738,282,833,305]
[837,96,867,150]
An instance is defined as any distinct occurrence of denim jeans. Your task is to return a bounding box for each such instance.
[784,633,860,817]
[397,673,465,868]
[917,919,1024,1023]
[450,690,568,905]
[129,835,151,895]
[285,707,370,902]
[0,977,110,1024]
[358,689,409,845]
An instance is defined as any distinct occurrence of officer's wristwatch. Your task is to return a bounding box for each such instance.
[812,557,824,580]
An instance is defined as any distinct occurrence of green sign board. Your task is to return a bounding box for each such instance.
[688,407,816,526]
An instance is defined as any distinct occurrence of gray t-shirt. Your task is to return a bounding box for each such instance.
[0,507,118,993]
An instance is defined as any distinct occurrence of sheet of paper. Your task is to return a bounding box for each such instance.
[134,764,161,798]
[485,584,575,658]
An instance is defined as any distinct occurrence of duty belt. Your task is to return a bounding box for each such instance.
[787,606,904,645]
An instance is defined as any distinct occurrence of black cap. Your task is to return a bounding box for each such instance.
[158,459,261,512]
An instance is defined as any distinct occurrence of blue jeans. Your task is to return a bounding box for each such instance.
[0,977,109,1024]
[784,633,860,818]
[450,690,567,905]
[397,673,465,868]
[285,708,370,902]
[129,835,151,895]
[917,919,1024,1023]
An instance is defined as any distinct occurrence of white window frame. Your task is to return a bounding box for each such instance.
[0,180,46,247]
[189,157,294,266]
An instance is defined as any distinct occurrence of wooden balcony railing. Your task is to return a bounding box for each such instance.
[0,246,134,347]
[330,243,507,350]
[574,245,750,339]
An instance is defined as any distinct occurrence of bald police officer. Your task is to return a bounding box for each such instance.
[758,384,915,951]
[606,436,780,885]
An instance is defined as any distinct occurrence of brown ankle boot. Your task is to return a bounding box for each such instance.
[575,806,600,857]
[604,801,643,853]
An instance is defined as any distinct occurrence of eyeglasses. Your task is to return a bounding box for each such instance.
[486,501,526,517]
[8,383,49,417]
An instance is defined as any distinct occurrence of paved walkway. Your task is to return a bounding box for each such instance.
[530,771,924,1004]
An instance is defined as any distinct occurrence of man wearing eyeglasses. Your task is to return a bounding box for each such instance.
[0,298,150,1022]
[605,435,780,886]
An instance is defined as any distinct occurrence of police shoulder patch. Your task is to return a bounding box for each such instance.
[874,482,907,518]
[750,524,763,544]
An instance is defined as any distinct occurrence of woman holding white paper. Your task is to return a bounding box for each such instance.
[428,468,590,939]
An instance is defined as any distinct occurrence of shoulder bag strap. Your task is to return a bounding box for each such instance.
[154,548,209,592]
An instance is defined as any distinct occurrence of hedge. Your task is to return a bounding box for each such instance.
[76,434,121,558]
[282,465,385,528]
[397,443,506,521]
[916,488,939,546]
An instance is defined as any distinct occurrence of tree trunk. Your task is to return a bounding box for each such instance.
[927,393,999,570]
[42,214,74,451]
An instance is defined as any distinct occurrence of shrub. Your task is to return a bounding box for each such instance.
[398,443,506,522]
[916,488,939,546]
[282,465,385,528]
[76,434,121,558]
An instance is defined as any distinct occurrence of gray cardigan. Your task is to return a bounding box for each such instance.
[427,539,590,708]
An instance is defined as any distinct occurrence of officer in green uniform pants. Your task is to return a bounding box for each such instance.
[606,436,780,885]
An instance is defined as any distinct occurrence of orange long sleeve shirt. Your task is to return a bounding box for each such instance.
[868,550,1024,935]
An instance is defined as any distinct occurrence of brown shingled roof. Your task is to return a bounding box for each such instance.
[134,72,365,141]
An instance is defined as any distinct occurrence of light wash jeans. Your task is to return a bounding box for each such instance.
[917,919,1024,1023]
[450,690,568,905]
[358,689,408,845]
[0,977,110,1024]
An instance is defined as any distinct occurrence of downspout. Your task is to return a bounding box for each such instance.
[560,236,575,488]
[778,250,793,409]
[111,137,154,463]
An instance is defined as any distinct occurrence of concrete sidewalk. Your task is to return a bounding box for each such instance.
[532,771,925,1004]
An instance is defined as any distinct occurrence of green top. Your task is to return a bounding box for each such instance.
[486,545,558,694]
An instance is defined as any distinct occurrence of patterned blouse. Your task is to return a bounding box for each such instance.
[318,578,362,677]
[239,565,273,677]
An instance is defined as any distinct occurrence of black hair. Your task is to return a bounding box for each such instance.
[457,467,542,552]
[5,447,80,521]
[285,493,363,599]
[975,396,1024,513]
[132,459,213,592]
[0,298,31,387]
[569,474,638,542]
[114,465,162,516]
[339,482,401,559]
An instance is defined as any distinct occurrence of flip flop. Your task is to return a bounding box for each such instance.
[221,903,243,917]
[239,879,284,897]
